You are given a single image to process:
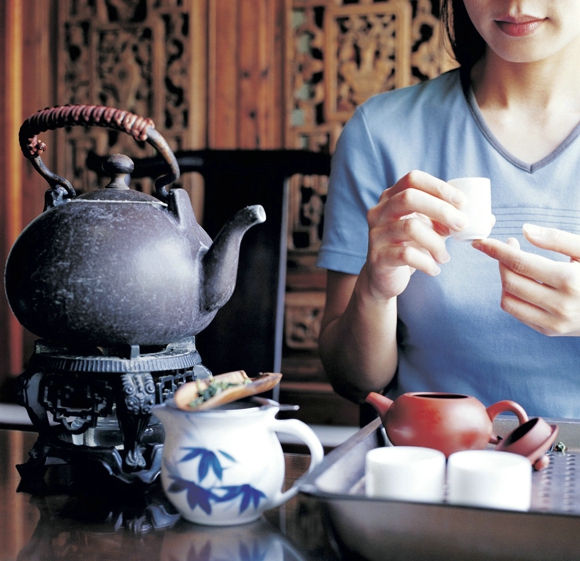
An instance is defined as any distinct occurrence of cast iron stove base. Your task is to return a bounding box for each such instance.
[15,337,211,491]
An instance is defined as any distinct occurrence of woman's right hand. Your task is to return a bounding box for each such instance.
[363,170,468,300]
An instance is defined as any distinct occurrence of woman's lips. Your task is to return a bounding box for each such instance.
[495,18,543,37]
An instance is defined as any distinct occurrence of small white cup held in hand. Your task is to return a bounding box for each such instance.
[365,446,446,503]
[448,177,492,241]
[447,450,532,511]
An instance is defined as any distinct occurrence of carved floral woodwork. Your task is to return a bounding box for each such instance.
[324,2,412,123]
[286,0,456,153]
[285,291,326,350]
[288,173,328,258]
[57,0,204,198]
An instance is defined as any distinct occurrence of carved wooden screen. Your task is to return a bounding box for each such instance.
[283,0,456,352]
[285,0,455,152]
[56,0,206,205]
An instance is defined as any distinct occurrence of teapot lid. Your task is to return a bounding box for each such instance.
[77,154,164,204]
[496,417,559,470]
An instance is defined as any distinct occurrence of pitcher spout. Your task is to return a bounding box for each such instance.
[365,391,394,419]
[201,205,266,312]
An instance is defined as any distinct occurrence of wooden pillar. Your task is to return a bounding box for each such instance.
[0,1,56,389]
[208,0,285,149]
[208,0,238,148]
[0,0,24,381]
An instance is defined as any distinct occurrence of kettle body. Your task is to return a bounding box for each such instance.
[5,105,265,347]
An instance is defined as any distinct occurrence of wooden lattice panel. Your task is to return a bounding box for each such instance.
[56,0,205,199]
[285,291,326,350]
[286,0,456,150]
[287,173,329,257]
[324,2,412,123]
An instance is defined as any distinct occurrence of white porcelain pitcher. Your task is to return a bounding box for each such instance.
[153,398,324,525]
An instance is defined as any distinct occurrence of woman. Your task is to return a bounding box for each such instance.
[317,0,580,418]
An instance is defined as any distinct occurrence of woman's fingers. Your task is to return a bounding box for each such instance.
[522,224,580,262]
[384,170,465,208]
[488,237,554,320]
[365,171,471,297]
[474,236,564,288]
[374,172,468,235]
[369,215,450,273]
[385,189,468,233]
[473,231,580,336]
[370,241,443,277]
[497,290,555,335]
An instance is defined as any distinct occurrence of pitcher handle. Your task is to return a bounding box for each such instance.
[268,418,324,508]
[486,400,529,444]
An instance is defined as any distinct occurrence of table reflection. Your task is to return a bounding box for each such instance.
[160,518,307,561]
[0,429,337,561]
[16,498,307,561]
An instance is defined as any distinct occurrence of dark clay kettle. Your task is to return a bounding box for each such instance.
[4,105,265,347]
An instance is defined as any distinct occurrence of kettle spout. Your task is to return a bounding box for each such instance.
[201,205,266,312]
[365,392,394,419]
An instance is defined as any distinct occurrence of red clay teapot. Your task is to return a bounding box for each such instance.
[366,391,529,458]
[5,105,265,347]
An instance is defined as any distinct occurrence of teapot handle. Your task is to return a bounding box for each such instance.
[18,105,180,204]
[486,400,529,444]
[268,418,324,509]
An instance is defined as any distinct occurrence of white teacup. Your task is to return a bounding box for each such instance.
[365,446,446,503]
[448,177,492,241]
[447,450,532,511]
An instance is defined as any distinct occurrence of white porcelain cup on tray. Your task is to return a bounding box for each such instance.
[365,446,446,503]
[447,450,532,511]
[448,177,492,241]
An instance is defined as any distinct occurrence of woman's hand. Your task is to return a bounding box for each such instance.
[363,170,468,300]
[472,224,580,336]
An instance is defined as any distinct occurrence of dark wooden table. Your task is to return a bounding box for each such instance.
[0,428,340,561]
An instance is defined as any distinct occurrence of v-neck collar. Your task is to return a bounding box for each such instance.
[460,69,580,174]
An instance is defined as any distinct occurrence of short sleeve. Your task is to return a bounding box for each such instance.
[316,105,387,274]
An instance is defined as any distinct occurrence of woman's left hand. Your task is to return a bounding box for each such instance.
[472,224,580,336]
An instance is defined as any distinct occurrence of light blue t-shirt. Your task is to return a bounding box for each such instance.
[317,69,580,418]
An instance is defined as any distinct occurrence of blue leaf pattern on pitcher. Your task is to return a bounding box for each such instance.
[179,447,226,481]
[167,476,215,514]
[217,484,267,513]
[165,447,266,515]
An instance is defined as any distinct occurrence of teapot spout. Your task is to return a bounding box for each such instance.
[201,205,266,312]
[365,392,394,419]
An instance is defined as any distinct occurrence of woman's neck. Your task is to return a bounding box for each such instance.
[470,48,580,164]
[472,49,580,112]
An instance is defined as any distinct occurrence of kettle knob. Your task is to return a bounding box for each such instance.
[103,154,134,190]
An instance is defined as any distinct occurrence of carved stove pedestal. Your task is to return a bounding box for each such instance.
[15,337,210,491]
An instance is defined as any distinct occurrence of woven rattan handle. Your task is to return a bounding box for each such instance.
[19,104,180,204]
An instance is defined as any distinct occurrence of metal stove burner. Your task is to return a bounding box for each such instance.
[16,337,211,490]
